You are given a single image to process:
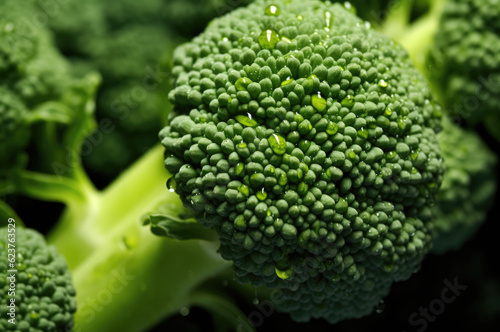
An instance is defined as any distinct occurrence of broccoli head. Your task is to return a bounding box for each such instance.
[428,0,500,126]
[0,0,71,172]
[0,227,76,331]
[160,0,444,323]
[431,117,497,254]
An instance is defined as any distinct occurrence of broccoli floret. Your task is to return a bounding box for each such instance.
[0,227,76,331]
[160,0,444,323]
[381,0,500,136]
[0,87,29,169]
[45,0,254,181]
[431,117,497,254]
[0,0,71,171]
[415,0,500,128]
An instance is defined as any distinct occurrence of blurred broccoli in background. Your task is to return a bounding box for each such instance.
[0,226,76,331]
[1,0,78,182]
[382,0,500,140]
[431,117,497,254]
[45,0,252,183]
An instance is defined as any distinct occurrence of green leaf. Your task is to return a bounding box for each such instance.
[0,200,24,228]
[143,213,217,241]
[12,169,87,205]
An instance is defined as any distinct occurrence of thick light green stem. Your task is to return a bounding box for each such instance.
[48,145,169,267]
[72,227,229,332]
[48,144,233,332]
[382,0,447,74]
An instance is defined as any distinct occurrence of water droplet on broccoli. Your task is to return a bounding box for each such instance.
[268,133,287,155]
[259,29,280,50]
[235,114,258,127]
[264,5,281,16]
[167,177,177,192]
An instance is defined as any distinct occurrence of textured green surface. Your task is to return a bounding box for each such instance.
[432,117,497,253]
[0,227,76,331]
[0,0,70,170]
[429,0,500,126]
[161,0,444,323]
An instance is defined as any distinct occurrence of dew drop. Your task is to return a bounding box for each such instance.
[384,107,393,116]
[357,127,368,139]
[281,78,294,86]
[375,300,385,314]
[235,162,245,176]
[268,133,287,155]
[265,4,281,16]
[238,141,247,148]
[256,188,267,201]
[397,118,407,131]
[297,15,304,21]
[278,173,288,186]
[238,184,250,197]
[235,77,253,91]
[341,95,355,107]
[326,121,338,135]
[275,264,293,280]
[4,23,14,32]
[179,307,190,316]
[167,177,177,192]
[387,151,397,159]
[378,79,388,88]
[259,29,280,50]
[235,114,258,127]
[343,1,357,14]
[252,298,260,305]
[324,10,333,29]
[312,93,327,112]
[383,262,394,272]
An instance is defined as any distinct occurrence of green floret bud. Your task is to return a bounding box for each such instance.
[0,227,76,331]
[431,117,497,254]
[160,0,444,323]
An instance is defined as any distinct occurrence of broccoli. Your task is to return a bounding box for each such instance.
[159,0,444,323]
[45,0,253,182]
[380,0,500,140]
[1,0,498,330]
[0,226,76,331]
[0,0,93,182]
[428,0,500,127]
[431,117,497,254]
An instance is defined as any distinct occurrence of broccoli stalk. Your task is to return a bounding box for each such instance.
[14,142,253,332]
